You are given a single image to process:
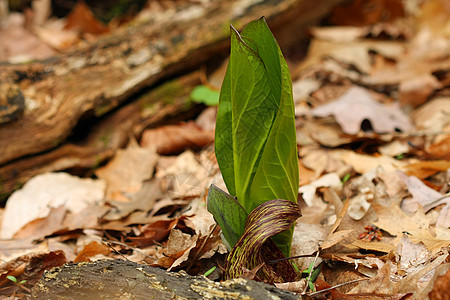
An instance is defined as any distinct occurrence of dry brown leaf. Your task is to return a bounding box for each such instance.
[0,250,67,290]
[164,228,197,271]
[14,205,67,239]
[311,87,413,135]
[346,253,450,299]
[321,192,354,250]
[291,222,328,269]
[275,279,306,294]
[302,121,353,147]
[184,201,216,237]
[299,173,342,207]
[427,136,450,161]
[398,171,450,228]
[330,0,404,26]
[411,97,450,160]
[395,233,431,276]
[1,173,105,239]
[0,238,45,263]
[378,140,410,157]
[398,74,442,107]
[373,203,430,237]
[412,0,450,60]
[348,260,397,295]
[300,147,348,178]
[405,160,450,179]
[74,241,110,263]
[141,121,214,155]
[298,161,317,186]
[156,150,213,200]
[394,252,448,297]
[349,240,395,253]
[0,13,56,62]
[64,2,109,35]
[412,97,450,132]
[292,77,321,104]
[310,26,369,42]
[409,228,450,256]
[376,166,406,198]
[101,179,164,221]
[339,150,408,174]
[95,142,158,201]
[374,203,450,254]
[63,203,110,231]
[322,230,355,250]
[34,21,79,51]
[296,39,372,74]
[347,175,376,220]
[46,238,77,262]
[239,263,264,281]
[428,264,450,300]
[131,217,182,247]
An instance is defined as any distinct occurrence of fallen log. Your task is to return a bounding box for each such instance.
[31,259,302,299]
[0,72,203,201]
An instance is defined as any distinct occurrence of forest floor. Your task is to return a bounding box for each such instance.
[0,0,449,299]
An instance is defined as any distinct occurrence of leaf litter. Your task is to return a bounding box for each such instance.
[0,0,450,299]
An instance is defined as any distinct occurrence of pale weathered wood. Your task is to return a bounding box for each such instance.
[31,259,303,299]
[0,72,203,201]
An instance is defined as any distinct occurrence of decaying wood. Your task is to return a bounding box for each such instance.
[31,259,302,299]
[0,72,203,200]
[0,0,345,200]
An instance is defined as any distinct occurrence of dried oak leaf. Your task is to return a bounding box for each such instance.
[311,86,413,135]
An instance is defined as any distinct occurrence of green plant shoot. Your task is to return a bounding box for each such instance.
[213,17,299,257]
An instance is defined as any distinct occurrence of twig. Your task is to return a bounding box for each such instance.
[104,241,130,261]
[307,278,369,296]
[186,224,218,273]
[269,252,318,264]
[103,239,157,261]
[303,250,320,294]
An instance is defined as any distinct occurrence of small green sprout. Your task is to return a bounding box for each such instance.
[395,153,405,160]
[7,275,26,285]
[342,173,351,183]
[203,266,216,277]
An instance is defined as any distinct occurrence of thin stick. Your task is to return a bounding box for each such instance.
[307,278,369,296]
[186,224,218,273]
[103,239,156,261]
[104,241,130,261]
[269,252,318,264]
[303,250,320,294]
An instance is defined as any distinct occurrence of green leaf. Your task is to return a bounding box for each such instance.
[302,261,314,274]
[225,199,301,283]
[342,173,351,183]
[190,85,220,106]
[207,184,248,249]
[203,266,216,277]
[7,275,17,283]
[215,17,299,256]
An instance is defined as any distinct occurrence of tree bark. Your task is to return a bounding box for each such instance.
[31,259,303,299]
